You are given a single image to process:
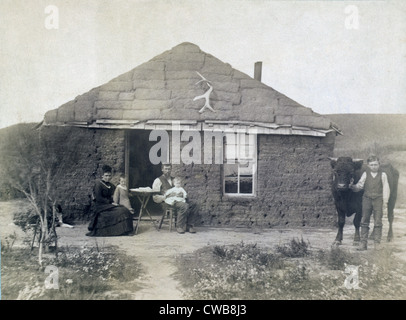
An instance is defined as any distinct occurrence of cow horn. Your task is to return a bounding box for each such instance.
[328,157,338,161]
[353,158,363,162]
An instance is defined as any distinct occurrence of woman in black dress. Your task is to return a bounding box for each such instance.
[87,165,134,236]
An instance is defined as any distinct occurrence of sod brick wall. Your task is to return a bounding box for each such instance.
[38,126,335,227]
[41,126,126,222]
[170,131,336,228]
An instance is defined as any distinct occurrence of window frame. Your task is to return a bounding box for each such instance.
[222,132,257,197]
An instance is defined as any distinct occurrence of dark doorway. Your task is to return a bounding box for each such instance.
[127,129,163,215]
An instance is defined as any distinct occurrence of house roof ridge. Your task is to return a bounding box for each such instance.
[42,42,336,133]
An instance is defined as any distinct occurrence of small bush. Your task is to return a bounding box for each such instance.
[1,232,17,254]
[175,238,406,300]
[212,244,228,258]
[276,237,310,258]
[176,242,287,299]
[316,247,361,270]
[13,207,38,233]
[213,242,284,268]
[1,245,143,300]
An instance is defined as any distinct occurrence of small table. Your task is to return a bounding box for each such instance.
[130,188,160,235]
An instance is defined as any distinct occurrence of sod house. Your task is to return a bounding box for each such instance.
[41,42,340,227]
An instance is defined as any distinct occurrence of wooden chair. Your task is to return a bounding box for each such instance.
[158,205,177,232]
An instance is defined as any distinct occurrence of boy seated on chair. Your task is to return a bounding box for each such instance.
[152,164,196,234]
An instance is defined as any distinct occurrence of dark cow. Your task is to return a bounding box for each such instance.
[330,157,399,246]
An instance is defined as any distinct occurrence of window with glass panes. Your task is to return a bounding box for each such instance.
[223,132,257,195]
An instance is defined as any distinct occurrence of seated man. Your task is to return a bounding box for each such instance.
[152,164,196,234]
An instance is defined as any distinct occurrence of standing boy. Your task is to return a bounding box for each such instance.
[350,155,390,250]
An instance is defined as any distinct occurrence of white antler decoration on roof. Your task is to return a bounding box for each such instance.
[193,71,216,113]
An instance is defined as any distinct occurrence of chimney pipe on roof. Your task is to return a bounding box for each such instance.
[254,61,262,82]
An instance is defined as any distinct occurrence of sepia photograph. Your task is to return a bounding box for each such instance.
[1,0,405,307]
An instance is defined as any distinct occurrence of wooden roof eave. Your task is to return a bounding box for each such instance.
[42,119,334,137]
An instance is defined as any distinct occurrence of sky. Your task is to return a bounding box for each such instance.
[0,0,405,128]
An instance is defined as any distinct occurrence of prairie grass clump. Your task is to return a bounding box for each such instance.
[176,242,286,299]
[13,207,39,232]
[276,237,310,258]
[176,238,406,300]
[356,248,406,299]
[1,232,17,254]
[316,246,362,270]
[1,244,143,300]
[213,242,285,269]
[176,241,299,300]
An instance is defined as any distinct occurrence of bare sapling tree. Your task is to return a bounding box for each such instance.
[0,124,79,266]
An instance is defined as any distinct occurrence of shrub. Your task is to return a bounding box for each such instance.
[276,237,310,258]
[316,247,361,270]
[1,245,143,300]
[13,207,39,233]
[175,239,406,300]
[213,242,284,268]
[177,242,288,299]
[1,232,17,254]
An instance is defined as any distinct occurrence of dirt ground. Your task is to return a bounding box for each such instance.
[1,199,406,300]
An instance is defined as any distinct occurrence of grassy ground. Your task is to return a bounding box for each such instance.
[174,239,406,300]
[1,243,143,300]
[2,199,406,300]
